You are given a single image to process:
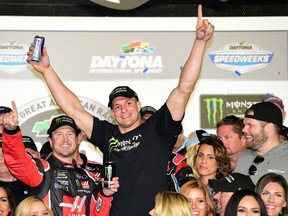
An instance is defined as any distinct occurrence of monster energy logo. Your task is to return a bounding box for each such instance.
[204,98,224,127]
[109,137,119,153]
[56,116,72,124]
[105,165,113,181]
[55,118,62,124]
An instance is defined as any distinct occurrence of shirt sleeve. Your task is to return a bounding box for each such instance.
[2,127,44,187]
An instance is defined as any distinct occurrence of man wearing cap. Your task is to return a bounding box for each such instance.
[1,102,119,216]
[216,115,247,170]
[140,105,157,122]
[27,5,214,216]
[234,102,288,184]
[209,173,255,216]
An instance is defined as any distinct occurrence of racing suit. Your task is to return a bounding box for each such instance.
[2,127,112,216]
[79,153,102,180]
[167,151,195,192]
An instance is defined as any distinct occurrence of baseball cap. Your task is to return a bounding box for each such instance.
[47,116,81,137]
[22,136,38,152]
[209,173,255,193]
[185,130,211,150]
[140,106,157,117]
[0,106,12,115]
[108,86,138,108]
[263,94,285,110]
[245,102,283,127]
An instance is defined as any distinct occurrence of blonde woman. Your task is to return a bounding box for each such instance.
[15,196,53,216]
[149,191,193,216]
[180,180,215,216]
[178,130,212,179]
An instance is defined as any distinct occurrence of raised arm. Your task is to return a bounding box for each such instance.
[2,101,44,187]
[166,4,214,121]
[27,46,93,138]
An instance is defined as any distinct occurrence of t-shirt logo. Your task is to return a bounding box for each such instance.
[108,134,142,152]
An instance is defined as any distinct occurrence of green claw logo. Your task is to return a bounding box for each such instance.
[204,97,224,127]
[109,137,119,153]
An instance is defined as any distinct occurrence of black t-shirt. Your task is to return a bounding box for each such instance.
[89,103,182,216]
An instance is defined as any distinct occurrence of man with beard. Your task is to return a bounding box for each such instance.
[234,102,288,184]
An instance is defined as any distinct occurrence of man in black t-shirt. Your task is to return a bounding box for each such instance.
[27,5,214,216]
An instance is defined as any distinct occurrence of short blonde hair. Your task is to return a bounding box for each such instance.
[154,191,192,216]
[15,196,53,216]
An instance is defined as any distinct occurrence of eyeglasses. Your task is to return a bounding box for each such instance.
[248,156,264,175]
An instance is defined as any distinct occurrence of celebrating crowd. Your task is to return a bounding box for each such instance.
[0,4,288,216]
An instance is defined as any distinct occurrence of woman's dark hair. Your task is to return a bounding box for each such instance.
[196,137,231,179]
[0,181,16,216]
[255,173,288,216]
[224,189,268,216]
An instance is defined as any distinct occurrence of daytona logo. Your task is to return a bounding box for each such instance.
[0,41,31,74]
[209,41,273,75]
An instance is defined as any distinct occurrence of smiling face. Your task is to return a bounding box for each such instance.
[237,195,261,216]
[261,182,287,216]
[111,96,142,133]
[242,117,268,151]
[185,188,208,216]
[50,125,81,162]
[28,201,51,216]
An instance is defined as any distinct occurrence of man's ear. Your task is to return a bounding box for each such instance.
[48,138,52,148]
[77,132,83,144]
[264,122,275,134]
[137,101,142,112]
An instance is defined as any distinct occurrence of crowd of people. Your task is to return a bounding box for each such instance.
[0,4,288,216]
